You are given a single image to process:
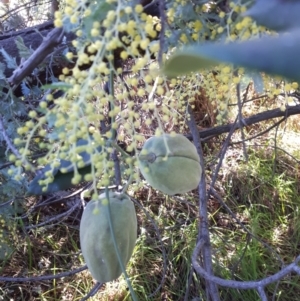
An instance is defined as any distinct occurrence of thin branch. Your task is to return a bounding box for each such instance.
[0,0,51,21]
[192,239,300,289]
[272,112,286,176]
[235,73,248,161]
[187,104,220,301]
[158,0,166,66]
[80,282,104,301]
[29,184,90,210]
[241,142,300,164]
[272,280,281,301]
[0,265,87,282]
[24,197,81,230]
[184,265,195,301]
[112,149,122,188]
[230,233,251,278]
[231,117,286,145]
[208,113,239,202]
[0,161,14,170]
[257,286,268,301]
[186,104,300,141]
[0,199,14,208]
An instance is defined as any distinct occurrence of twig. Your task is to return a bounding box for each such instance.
[235,73,248,161]
[158,0,166,66]
[184,264,195,301]
[187,104,220,301]
[272,108,288,176]
[186,104,300,141]
[257,286,268,301]
[0,161,14,170]
[207,113,239,219]
[231,117,286,144]
[0,265,87,282]
[192,239,300,289]
[0,199,14,208]
[24,197,81,230]
[80,282,104,301]
[112,149,122,188]
[248,143,300,164]
[272,280,281,301]
[230,233,251,278]
[0,0,51,21]
[29,184,90,210]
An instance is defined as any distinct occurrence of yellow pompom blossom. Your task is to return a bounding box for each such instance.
[135,4,143,14]
[13,0,271,198]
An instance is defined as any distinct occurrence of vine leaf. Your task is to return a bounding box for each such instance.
[245,0,300,31]
[27,139,102,195]
[163,30,300,81]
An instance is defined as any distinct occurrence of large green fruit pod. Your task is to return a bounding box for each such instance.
[80,191,137,283]
[138,134,201,195]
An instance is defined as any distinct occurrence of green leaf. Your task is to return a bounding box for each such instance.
[27,164,92,195]
[15,36,33,59]
[245,0,300,31]
[21,82,30,97]
[240,70,264,94]
[0,48,17,69]
[164,30,300,81]
[27,139,102,195]
[164,49,219,77]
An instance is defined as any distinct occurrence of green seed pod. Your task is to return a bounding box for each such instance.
[139,134,201,195]
[80,191,137,283]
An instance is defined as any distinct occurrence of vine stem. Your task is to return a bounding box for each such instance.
[104,188,139,301]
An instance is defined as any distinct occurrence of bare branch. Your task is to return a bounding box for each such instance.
[235,72,248,161]
[80,282,104,301]
[192,239,300,289]
[112,149,122,188]
[232,117,286,144]
[187,104,220,301]
[8,26,64,86]
[188,104,300,141]
[158,0,166,66]
[24,197,81,230]
[257,287,268,301]
[0,265,87,282]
